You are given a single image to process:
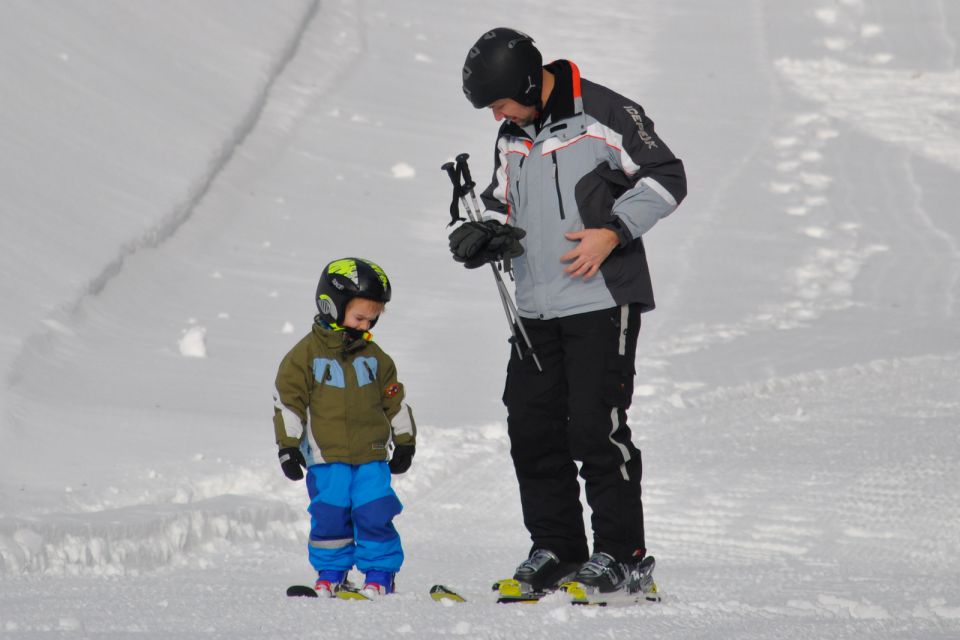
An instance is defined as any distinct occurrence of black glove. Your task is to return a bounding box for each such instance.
[389,443,415,475]
[278,447,306,481]
[448,220,525,268]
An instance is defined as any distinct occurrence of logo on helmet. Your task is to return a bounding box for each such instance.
[317,294,337,320]
[523,75,536,97]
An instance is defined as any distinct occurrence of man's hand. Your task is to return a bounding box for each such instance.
[560,228,619,279]
[449,220,526,269]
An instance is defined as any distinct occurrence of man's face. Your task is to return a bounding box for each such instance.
[488,98,538,126]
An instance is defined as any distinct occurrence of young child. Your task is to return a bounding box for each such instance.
[272,257,416,597]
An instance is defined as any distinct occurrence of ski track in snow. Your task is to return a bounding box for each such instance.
[3,0,321,390]
[1,0,370,568]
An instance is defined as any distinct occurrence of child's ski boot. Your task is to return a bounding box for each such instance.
[314,569,349,598]
[360,570,396,598]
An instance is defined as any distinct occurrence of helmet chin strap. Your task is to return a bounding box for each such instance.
[341,326,370,342]
[315,316,372,342]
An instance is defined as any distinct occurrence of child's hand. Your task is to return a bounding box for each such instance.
[389,443,415,474]
[278,447,306,480]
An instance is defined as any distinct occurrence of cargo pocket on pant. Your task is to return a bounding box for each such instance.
[602,352,634,409]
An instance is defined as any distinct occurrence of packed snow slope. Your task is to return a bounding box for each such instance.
[1,0,959,638]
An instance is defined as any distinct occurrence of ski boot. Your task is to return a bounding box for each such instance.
[561,553,660,605]
[494,549,580,603]
[360,570,395,597]
[314,569,349,598]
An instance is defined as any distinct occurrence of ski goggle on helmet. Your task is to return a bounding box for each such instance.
[462,27,543,109]
[315,258,392,329]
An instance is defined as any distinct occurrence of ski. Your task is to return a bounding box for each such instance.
[334,587,373,601]
[286,585,319,598]
[560,580,662,607]
[427,580,555,605]
[429,584,467,603]
[287,583,380,601]
[493,578,553,604]
[430,556,662,607]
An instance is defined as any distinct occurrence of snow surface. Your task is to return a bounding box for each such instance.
[2,0,959,637]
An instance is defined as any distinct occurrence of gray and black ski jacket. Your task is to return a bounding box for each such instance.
[480,60,687,319]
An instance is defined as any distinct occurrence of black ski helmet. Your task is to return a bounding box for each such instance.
[462,27,543,109]
[315,258,391,327]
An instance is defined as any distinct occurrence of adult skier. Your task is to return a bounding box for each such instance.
[449,27,687,599]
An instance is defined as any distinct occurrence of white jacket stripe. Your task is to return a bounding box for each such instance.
[391,403,415,437]
[541,122,642,176]
[274,388,304,440]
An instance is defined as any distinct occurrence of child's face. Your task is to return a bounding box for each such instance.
[342,298,384,332]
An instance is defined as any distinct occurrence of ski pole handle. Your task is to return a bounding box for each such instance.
[456,153,485,220]
[441,161,459,187]
[455,153,475,190]
[441,161,470,225]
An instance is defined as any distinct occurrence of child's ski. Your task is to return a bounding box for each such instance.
[429,584,467,603]
[286,584,372,600]
[334,587,374,601]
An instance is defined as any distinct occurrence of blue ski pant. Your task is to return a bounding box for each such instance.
[305,461,404,573]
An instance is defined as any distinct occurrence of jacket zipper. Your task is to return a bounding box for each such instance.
[515,155,524,203]
[551,153,566,220]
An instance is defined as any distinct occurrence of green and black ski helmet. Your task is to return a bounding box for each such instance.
[462,27,542,109]
[315,258,391,327]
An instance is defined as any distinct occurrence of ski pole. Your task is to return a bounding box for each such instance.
[454,154,542,372]
[441,161,469,227]
[442,155,543,372]
[443,160,523,362]
[455,153,485,218]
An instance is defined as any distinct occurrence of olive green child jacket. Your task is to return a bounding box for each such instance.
[273,323,415,466]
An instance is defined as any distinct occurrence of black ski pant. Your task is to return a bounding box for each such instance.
[503,304,645,565]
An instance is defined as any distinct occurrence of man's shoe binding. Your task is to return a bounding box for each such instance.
[512,549,580,592]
